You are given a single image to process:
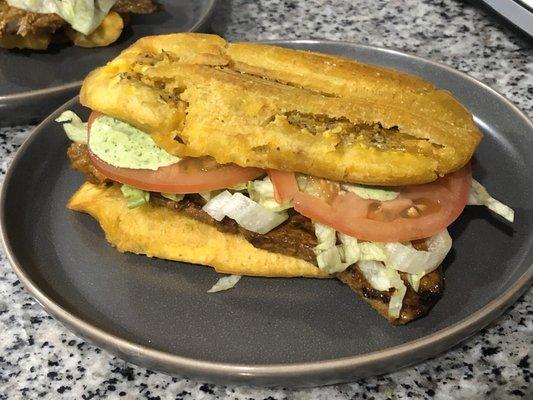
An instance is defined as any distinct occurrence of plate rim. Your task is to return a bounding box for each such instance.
[1,40,532,385]
[0,0,219,103]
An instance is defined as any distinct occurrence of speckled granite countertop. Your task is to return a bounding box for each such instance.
[1,0,532,398]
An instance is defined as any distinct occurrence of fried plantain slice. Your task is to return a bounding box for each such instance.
[65,11,123,48]
[68,182,329,278]
[80,33,482,185]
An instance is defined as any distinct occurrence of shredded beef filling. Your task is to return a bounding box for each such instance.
[68,143,444,323]
[336,265,444,325]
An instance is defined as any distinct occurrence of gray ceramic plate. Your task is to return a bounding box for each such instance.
[1,41,532,387]
[0,0,218,126]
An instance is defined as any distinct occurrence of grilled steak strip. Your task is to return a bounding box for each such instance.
[68,143,444,323]
[150,194,319,264]
[337,239,444,324]
[337,265,444,325]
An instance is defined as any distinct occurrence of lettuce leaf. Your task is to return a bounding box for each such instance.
[207,275,242,293]
[359,241,387,262]
[247,177,293,212]
[385,230,452,275]
[120,184,149,209]
[315,246,346,273]
[338,233,360,265]
[313,222,337,251]
[56,110,87,144]
[313,224,348,273]
[312,224,360,274]
[357,260,406,319]
[312,221,428,313]
[161,193,184,202]
[202,191,288,234]
[312,222,392,274]
[468,179,514,222]
[406,273,424,292]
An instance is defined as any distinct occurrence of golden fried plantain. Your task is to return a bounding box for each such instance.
[65,11,123,48]
[80,33,482,185]
[68,182,329,278]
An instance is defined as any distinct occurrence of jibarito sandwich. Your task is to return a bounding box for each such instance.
[0,0,159,49]
[58,33,514,324]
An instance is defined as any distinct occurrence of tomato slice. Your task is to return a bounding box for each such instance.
[293,164,472,242]
[89,152,264,193]
[87,111,264,193]
[267,170,299,203]
[87,111,101,131]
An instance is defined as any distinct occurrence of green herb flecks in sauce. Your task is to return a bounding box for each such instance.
[90,116,180,170]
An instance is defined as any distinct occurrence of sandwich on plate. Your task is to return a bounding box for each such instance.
[0,0,159,49]
[57,33,514,324]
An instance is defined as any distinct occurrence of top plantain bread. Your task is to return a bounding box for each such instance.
[80,33,482,185]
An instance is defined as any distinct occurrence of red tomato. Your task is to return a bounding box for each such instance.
[267,170,299,203]
[293,164,472,242]
[87,111,101,131]
[87,111,264,193]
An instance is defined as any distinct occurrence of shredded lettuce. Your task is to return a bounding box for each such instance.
[199,190,224,202]
[357,260,406,319]
[56,110,88,144]
[359,241,387,261]
[312,221,432,313]
[312,222,393,274]
[357,260,395,291]
[207,275,242,293]
[385,230,452,275]
[199,192,212,202]
[316,246,346,273]
[312,223,347,273]
[338,233,360,265]
[312,223,360,274]
[200,185,244,203]
[161,193,184,202]
[295,175,330,199]
[120,184,149,209]
[468,179,514,222]
[341,183,400,201]
[296,175,310,192]
[248,177,293,212]
[406,273,424,292]
[202,190,233,221]
[7,0,117,35]
[313,222,337,251]
[202,191,288,234]
[388,277,407,319]
[228,183,248,191]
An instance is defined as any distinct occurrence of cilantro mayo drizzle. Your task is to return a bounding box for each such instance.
[89,116,180,170]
